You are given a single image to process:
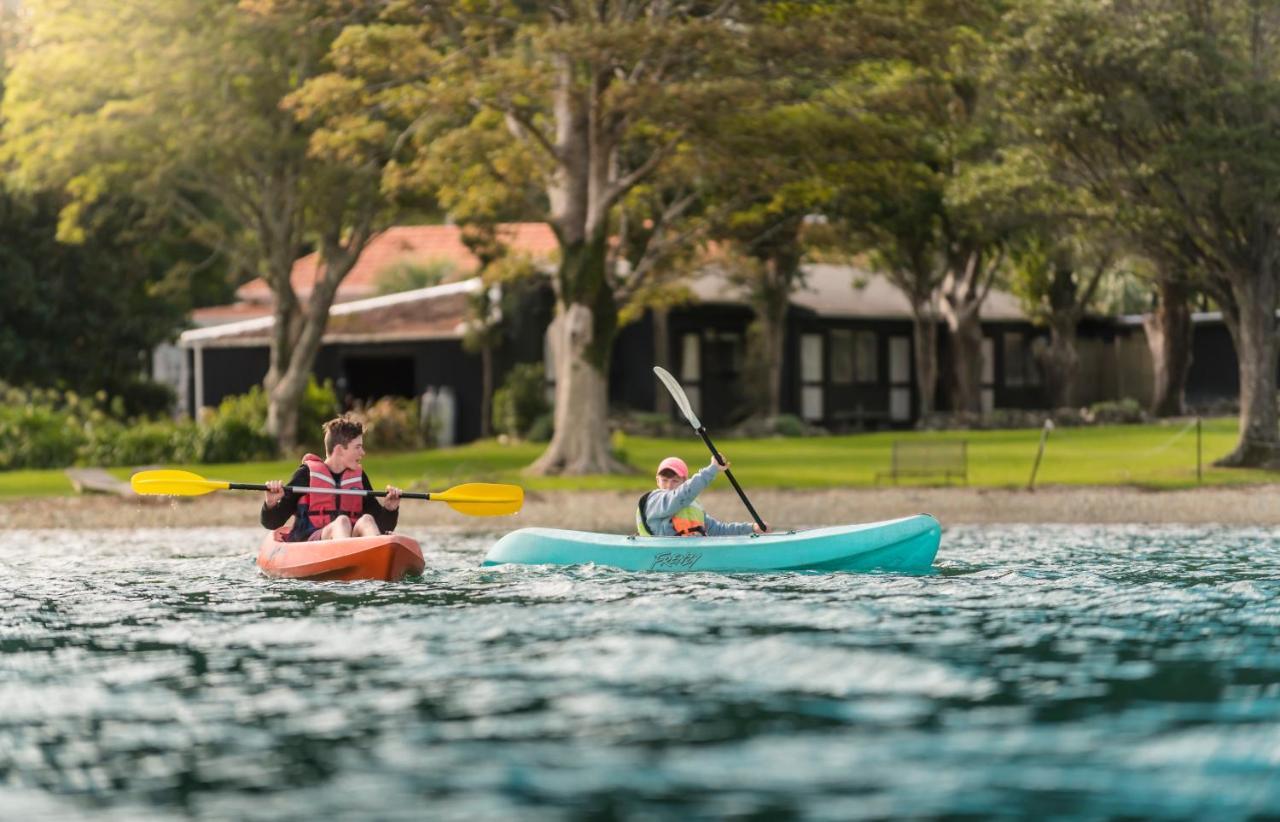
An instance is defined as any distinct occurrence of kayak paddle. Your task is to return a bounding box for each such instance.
[653,366,767,532]
[129,469,523,517]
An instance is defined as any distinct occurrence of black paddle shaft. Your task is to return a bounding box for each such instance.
[696,427,767,532]
[229,482,432,500]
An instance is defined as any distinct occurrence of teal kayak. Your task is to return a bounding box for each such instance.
[482,514,941,573]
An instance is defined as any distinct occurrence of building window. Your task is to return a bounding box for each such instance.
[981,336,995,412]
[830,329,878,385]
[854,331,877,383]
[888,335,911,422]
[1003,332,1040,387]
[800,333,824,421]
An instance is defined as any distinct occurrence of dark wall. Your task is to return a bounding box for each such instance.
[1185,323,1239,405]
[197,347,269,410]
[195,339,485,443]
[494,282,557,377]
[611,313,656,411]
[191,284,555,446]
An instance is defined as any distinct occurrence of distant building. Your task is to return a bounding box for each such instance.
[165,222,1261,444]
[168,224,557,443]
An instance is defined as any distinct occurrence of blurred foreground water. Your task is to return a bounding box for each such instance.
[1,525,1278,820]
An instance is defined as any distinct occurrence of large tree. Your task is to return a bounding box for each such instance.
[826,3,1018,416]
[1006,0,1280,467]
[0,194,189,406]
[1007,229,1112,408]
[297,2,858,474]
[2,0,395,450]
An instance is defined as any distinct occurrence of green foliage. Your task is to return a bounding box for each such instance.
[492,363,550,440]
[373,259,454,295]
[214,379,337,455]
[1086,399,1145,426]
[351,397,423,451]
[0,403,84,471]
[2,0,397,452]
[0,193,188,398]
[116,379,178,419]
[80,419,199,467]
[773,414,809,438]
[192,417,276,464]
[0,377,340,470]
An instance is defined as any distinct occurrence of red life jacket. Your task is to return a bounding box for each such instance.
[299,453,364,529]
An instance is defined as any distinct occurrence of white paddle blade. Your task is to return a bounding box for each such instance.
[653,366,701,430]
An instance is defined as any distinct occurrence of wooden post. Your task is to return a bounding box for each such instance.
[1027,419,1054,491]
[1196,416,1202,484]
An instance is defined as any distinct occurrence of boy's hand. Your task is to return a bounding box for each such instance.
[264,480,284,508]
[713,455,730,472]
[753,521,769,535]
[383,485,402,511]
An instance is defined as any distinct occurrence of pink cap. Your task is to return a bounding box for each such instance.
[656,456,689,479]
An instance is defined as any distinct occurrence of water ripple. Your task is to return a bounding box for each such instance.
[0,525,1278,818]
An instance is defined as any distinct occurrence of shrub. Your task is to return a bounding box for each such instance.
[0,404,84,470]
[772,414,809,437]
[492,363,550,439]
[610,410,683,438]
[80,418,202,467]
[351,396,423,451]
[299,379,340,451]
[1083,398,1146,425]
[208,378,337,456]
[195,417,276,463]
[114,378,176,419]
[728,414,825,438]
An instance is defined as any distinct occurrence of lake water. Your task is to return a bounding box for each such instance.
[1,525,1278,820]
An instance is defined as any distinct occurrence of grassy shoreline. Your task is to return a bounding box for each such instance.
[1,417,1276,500]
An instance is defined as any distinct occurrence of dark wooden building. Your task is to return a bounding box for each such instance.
[168,223,1265,446]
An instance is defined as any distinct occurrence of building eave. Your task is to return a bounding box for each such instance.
[179,278,482,347]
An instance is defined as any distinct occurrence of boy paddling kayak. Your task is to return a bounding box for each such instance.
[261,416,402,542]
[636,455,768,537]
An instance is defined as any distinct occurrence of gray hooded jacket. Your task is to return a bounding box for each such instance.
[640,459,755,537]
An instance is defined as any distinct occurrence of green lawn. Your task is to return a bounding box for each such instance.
[1,417,1276,499]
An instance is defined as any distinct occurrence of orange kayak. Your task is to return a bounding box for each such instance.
[256,529,425,582]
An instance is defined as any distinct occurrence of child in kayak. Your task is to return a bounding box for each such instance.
[636,455,767,537]
[261,416,402,542]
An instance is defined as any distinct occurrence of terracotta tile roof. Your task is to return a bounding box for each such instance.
[235,222,557,303]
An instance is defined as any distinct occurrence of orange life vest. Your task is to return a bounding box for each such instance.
[299,453,364,529]
[636,492,707,537]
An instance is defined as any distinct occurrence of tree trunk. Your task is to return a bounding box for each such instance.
[1215,270,1280,468]
[945,309,984,413]
[760,297,787,418]
[480,346,493,439]
[528,302,629,475]
[264,288,305,451]
[1040,315,1080,408]
[938,249,997,415]
[909,301,938,417]
[1142,276,1194,417]
[653,306,671,417]
[265,230,369,453]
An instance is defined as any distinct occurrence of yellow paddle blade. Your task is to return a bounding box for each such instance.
[433,482,524,517]
[130,469,230,496]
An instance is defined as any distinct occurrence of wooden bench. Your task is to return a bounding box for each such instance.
[876,440,967,485]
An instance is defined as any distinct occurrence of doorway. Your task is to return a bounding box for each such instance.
[343,356,416,403]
